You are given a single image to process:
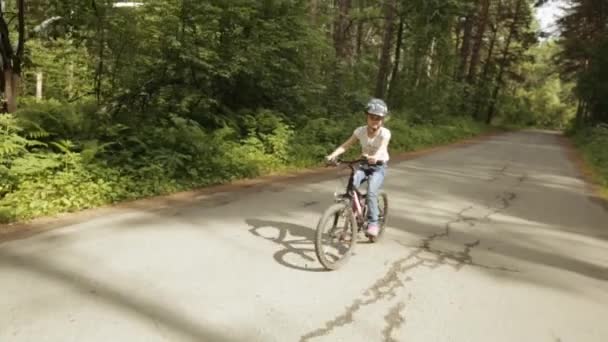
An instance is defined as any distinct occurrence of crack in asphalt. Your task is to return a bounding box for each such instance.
[299,251,420,342]
[418,172,526,273]
[419,190,521,273]
[302,201,320,208]
[488,164,509,182]
[382,300,408,342]
[300,168,526,341]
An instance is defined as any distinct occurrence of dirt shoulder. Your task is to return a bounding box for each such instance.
[0,130,504,243]
[557,134,608,211]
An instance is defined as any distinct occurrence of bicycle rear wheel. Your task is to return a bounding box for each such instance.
[315,202,357,270]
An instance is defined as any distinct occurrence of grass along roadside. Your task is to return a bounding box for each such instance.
[570,124,608,199]
[1,115,495,224]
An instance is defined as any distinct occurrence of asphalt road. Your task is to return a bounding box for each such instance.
[1,130,607,342]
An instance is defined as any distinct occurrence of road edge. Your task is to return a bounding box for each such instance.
[0,129,506,243]
[557,133,608,211]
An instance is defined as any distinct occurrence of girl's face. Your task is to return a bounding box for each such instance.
[366,113,383,130]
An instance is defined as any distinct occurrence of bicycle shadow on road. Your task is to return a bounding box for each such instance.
[246,218,326,272]
[247,218,376,273]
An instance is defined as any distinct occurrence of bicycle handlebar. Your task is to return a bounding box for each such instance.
[326,157,385,167]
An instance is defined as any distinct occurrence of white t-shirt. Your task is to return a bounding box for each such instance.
[353,126,391,161]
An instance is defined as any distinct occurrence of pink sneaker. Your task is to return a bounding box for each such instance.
[367,224,380,237]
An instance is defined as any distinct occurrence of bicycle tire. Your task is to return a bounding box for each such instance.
[315,202,357,270]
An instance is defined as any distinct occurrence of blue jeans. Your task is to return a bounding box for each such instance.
[352,164,386,226]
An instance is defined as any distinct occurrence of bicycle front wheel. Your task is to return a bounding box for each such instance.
[315,202,357,270]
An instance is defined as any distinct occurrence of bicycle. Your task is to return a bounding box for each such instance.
[314,158,389,270]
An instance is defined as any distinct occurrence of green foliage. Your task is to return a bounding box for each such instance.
[24,38,93,100]
[15,98,102,140]
[0,101,489,223]
[572,124,608,190]
[576,37,608,125]
[557,0,608,126]
[290,114,358,166]
[503,41,577,129]
[387,115,485,151]
[3,0,515,223]
[0,115,31,160]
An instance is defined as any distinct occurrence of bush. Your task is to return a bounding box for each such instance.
[387,115,484,152]
[572,124,608,189]
[0,105,490,223]
[290,116,355,166]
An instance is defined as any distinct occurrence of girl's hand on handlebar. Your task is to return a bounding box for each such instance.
[325,155,338,165]
[361,154,376,165]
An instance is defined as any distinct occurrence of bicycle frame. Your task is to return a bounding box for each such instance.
[333,160,371,225]
[315,159,387,269]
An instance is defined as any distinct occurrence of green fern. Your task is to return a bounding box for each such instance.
[81,140,116,164]
[9,153,62,176]
[49,139,79,170]
[50,139,76,153]
[16,117,51,139]
[0,114,22,134]
[1,115,29,160]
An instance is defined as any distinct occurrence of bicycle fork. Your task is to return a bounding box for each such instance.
[351,191,367,230]
[352,191,362,216]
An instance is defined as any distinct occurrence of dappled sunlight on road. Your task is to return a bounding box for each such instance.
[1,131,607,342]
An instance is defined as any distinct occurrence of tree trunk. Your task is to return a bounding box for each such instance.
[425,37,436,80]
[36,72,43,100]
[16,0,24,70]
[412,40,424,88]
[467,0,491,84]
[4,68,19,112]
[356,17,363,58]
[455,19,463,57]
[94,31,105,103]
[374,0,397,99]
[481,23,498,82]
[473,19,500,119]
[92,0,106,103]
[333,0,353,61]
[487,0,523,124]
[0,0,25,113]
[575,99,583,126]
[354,0,367,58]
[68,63,74,98]
[387,15,405,102]
[457,1,477,82]
[310,0,318,23]
[582,100,589,124]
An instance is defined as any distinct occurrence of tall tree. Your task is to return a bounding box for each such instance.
[487,0,526,123]
[310,0,318,23]
[333,0,353,61]
[0,0,26,112]
[387,14,405,103]
[473,0,504,118]
[457,0,478,81]
[557,0,608,125]
[374,0,397,99]
[467,0,491,84]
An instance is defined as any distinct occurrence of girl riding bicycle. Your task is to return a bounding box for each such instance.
[326,98,391,237]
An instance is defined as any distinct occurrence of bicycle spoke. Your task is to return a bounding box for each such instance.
[319,210,353,262]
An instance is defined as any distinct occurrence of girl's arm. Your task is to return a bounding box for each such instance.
[327,134,357,161]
